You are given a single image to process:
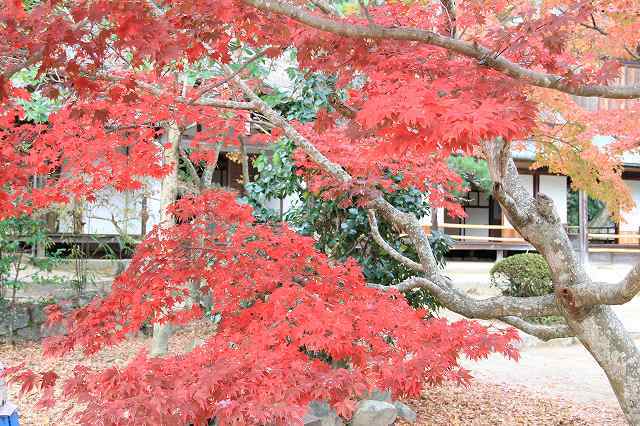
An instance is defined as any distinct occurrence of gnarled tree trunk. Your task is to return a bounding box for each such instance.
[482,139,640,422]
[150,121,180,357]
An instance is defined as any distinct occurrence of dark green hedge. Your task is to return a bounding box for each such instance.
[490,253,553,297]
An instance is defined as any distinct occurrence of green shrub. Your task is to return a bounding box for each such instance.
[490,253,553,297]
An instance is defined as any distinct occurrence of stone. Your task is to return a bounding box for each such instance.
[0,292,101,343]
[307,401,344,426]
[351,400,397,426]
[302,413,323,426]
[361,388,392,402]
[393,401,417,423]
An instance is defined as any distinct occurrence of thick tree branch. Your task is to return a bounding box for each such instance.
[500,316,574,341]
[309,0,340,16]
[243,0,640,99]
[572,263,640,306]
[133,80,257,110]
[179,148,201,189]
[440,0,457,38]
[484,139,590,290]
[367,209,424,273]
[368,277,560,319]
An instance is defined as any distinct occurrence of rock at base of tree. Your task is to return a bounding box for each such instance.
[302,413,323,426]
[306,401,345,426]
[393,401,417,423]
[351,400,397,426]
[361,388,393,402]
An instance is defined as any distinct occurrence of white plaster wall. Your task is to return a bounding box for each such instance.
[464,208,489,237]
[419,206,444,226]
[86,184,161,235]
[620,180,640,232]
[263,194,300,218]
[539,175,568,223]
[58,181,162,235]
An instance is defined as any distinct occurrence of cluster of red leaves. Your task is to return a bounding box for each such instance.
[0,99,163,217]
[3,0,639,221]
[0,70,253,218]
[293,11,538,154]
[7,190,519,425]
[285,7,537,212]
[292,125,466,214]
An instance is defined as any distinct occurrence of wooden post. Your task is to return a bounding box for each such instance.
[239,135,250,193]
[140,195,148,237]
[431,207,439,232]
[32,175,47,258]
[578,190,589,266]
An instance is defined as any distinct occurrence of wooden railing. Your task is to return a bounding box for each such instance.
[424,223,640,253]
[437,223,512,231]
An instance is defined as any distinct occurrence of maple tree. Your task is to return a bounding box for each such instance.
[1,0,640,424]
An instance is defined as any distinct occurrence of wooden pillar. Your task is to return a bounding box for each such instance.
[431,207,439,232]
[578,190,589,266]
[532,173,540,196]
[239,135,250,193]
[140,195,148,237]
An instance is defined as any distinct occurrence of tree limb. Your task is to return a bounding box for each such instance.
[200,142,223,189]
[179,148,201,189]
[500,316,574,341]
[367,209,424,273]
[134,80,257,110]
[309,0,340,17]
[243,0,640,99]
[368,277,560,319]
[571,263,640,306]
[193,50,267,99]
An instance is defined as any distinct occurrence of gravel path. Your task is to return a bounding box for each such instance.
[461,343,621,406]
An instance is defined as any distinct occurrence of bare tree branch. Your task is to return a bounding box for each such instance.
[309,0,340,16]
[179,148,201,188]
[134,80,257,110]
[357,0,375,26]
[440,0,457,38]
[579,14,608,36]
[500,316,574,341]
[243,0,640,99]
[194,50,267,99]
[368,277,560,319]
[571,263,640,306]
[367,209,424,273]
[201,142,223,189]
